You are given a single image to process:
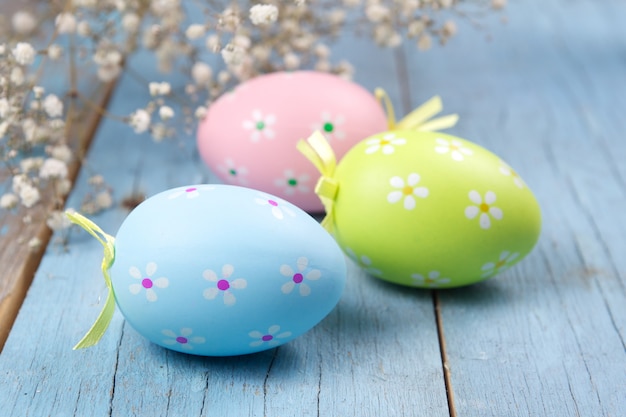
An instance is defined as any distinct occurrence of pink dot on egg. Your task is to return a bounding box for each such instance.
[268,200,278,207]
[142,278,153,289]
[176,336,188,344]
[292,273,304,284]
[185,187,197,193]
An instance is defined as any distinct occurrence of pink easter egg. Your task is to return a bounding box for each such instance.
[197,71,387,212]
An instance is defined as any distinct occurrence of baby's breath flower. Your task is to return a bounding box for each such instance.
[365,4,389,22]
[122,13,140,32]
[12,11,37,35]
[159,105,174,120]
[12,42,36,65]
[249,4,279,26]
[283,52,300,70]
[48,144,73,163]
[11,67,25,85]
[28,237,42,251]
[39,158,68,179]
[19,184,40,208]
[20,157,44,173]
[192,62,212,84]
[130,109,151,133]
[47,210,71,231]
[492,0,507,10]
[195,106,207,119]
[221,43,245,66]
[0,193,19,209]
[47,44,62,60]
[417,33,432,51]
[43,94,63,118]
[149,81,171,96]
[95,191,113,209]
[185,24,205,40]
[33,86,45,98]
[77,21,91,37]
[55,13,77,34]
[205,34,221,52]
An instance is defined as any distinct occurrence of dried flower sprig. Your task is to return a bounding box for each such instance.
[0,0,505,236]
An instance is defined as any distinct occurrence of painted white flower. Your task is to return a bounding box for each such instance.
[203,264,247,306]
[279,256,321,296]
[365,133,406,155]
[255,194,296,220]
[249,325,292,347]
[411,270,451,287]
[218,158,249,185]
[312,111,345,141]
[274,169,311,195]
[162,328,206,350]
[387,173,429,210]
[434,138,473,161]
[168,185,215,200]
[481,251,520,277]
[499,163,525,189]
[465,190,503,229]
[242,110,276,142]
[129,262,169,302]
[345,248,383,276]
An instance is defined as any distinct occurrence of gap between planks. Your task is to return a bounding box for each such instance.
[393,46,457,417]
[0,80,117,352]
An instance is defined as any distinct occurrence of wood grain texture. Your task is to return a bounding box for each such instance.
[0,37,449,416]
[402,0,626,415]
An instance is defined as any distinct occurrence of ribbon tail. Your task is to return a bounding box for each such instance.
[66,210,116,349]
[72,289,116,349]
[396,96,444,130]
[415,114,460,132]
[374,88,397,130]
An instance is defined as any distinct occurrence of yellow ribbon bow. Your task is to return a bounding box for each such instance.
[296,131,337,232]
[375,88,459,132]
[65,210,116,349]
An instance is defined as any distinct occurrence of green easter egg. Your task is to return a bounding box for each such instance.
[330,130,541,288]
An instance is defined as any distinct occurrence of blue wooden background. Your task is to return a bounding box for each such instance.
[1,0,625,416]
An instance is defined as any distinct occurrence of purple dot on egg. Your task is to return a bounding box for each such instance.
[217,279,230,291]
[142,278,153,289]
[293,273,304,284]
[268,199,278,207]
[176,336,188,344]
[262,335,273,342]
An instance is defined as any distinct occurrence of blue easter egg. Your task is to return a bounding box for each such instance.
[109,184,346,356]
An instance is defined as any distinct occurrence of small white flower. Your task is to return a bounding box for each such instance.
[242,110,276,142]
[249,325,291,347]
[465,190,503,229]
[274,169,310,195]
[95,191,113,209]
[0,98,10,117]
[158,106,174,120]
[12,42,36,66]
[249,4,279,25]
[279,257,321,296]
[11,67,25,85]
[283,52,300,70]
[148,81,171,96]
[194,106,207,119]
[77,21,91,37]
[129,109,151,133]
[19,184,40,208]
[185,24,205,40]
[0,193,19,209]
[33,86,45,98]
[47,44,62,60]
[366,3,390,22]
[365,133,406,155]
[20,157,44,173]
[387,173,429,210]
[192,62,212,84]
[221,43,245,67]
[167,185,215,200]
[122,13,140,32]
[39,158,68,179]
[434,138,473,161]
[345,248,383,276]
[12,11,37,35]
[48,145,73,163]
[162,328,206,350]
[55,13,77,34]
[129,262,169,302]
[481,251,520,277]
[46,210,71,231]
[411,271,452,288]
[43,94,63,118]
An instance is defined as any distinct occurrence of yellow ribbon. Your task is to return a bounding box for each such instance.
[65,210,116,349]
[296,131,337,232]
[375,88,459,132]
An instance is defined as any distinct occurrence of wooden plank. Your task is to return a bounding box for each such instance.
[402,0,626,415]
[0,34,450,416]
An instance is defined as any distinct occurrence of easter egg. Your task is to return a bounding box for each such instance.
[306,130,541,288]
[197,71,387,213]
[107,184,346,356]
